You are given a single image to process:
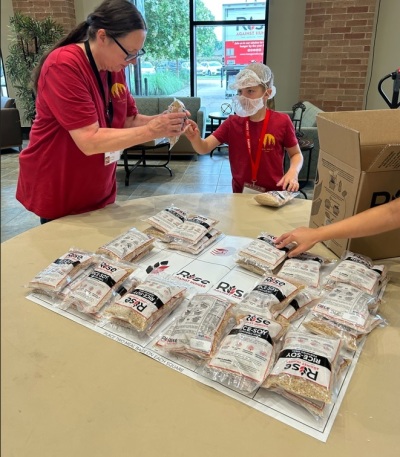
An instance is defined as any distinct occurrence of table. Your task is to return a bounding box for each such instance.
[208,111,228,157]
[121,140,171,186]
[2,194,399,457]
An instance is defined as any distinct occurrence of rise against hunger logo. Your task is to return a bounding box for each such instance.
[146,261,169,274]
[111,83,126,99]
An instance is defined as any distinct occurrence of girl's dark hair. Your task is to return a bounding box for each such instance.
[32,0,147,92]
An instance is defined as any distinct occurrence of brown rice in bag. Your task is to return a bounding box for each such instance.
[277,253,328,289]
[27,248,94,294]
[156,294,234,359]
[146,205,187,233]
[166,214,219,244]
[237,275,305,320]
[236,232,294,274]
[302,283,385,351]
[324,251,387,295]
[167,228,222,255]
[167,99,186,148]
[203,314,283,394]
[254,191,298,207]
[264,330,342,403]
[64,256,134,314]
[275,287,320,325]
[96,227,154,262]
[105,274,187,334]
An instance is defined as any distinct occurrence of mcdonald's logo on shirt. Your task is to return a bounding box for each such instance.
[263,133,275,147]
[111,83,126,98]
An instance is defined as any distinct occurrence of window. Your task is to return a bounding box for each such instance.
[131,1,269,114]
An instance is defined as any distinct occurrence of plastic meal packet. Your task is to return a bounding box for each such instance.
[323,251,388,295]
[167,228,222,255]
[156,294,235,359]
[277,253,329,289]
[236,232,295,275]
[237,275,305,320]
[202,314,284,394]
[146,205,187,233]
[105,273,187,335]
[27,247,95,296]
[254,191,299,207]
[143,226,171,243]
[302,283,386,351]
[96,227,155,262]
[275,287,321,325]
[167,98,186,147]
[270,356,351,419]
[61,255,135,315]
[263,330,342,404]
[166,214,219,244]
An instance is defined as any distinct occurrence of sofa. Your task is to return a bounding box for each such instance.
[281,101,323,180]
[133,96,206,156]
[1,96,22,151]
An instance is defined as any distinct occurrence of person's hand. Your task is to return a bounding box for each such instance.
[276,171,300,192]
[183,119,200,142]
[275,226,320,257]
[148,112,189,138]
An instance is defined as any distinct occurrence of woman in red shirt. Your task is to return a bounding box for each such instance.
[16,0,188,222]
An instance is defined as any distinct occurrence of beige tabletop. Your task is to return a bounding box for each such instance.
[2,194,399,457]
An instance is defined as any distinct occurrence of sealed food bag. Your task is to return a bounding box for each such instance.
[27,248,94,296]
[166,214,219,245]
[275,287,320,325]
[167,228,222,255]
[146,205,187,234]
[302,283,386,351]
[270,357,350,419]
[143,226,171,243]
[96,227,154,262]
[254,191,299,208]
[263,330,342,403]
[105,273,187,334]
[203,314,284,394]
[157,294,235,359]
[324,251,388,295]
[167,98,186,148]
[63,256,135,315]
[277,253,329,289]
[237,275,305,320]
[236,232,295,275]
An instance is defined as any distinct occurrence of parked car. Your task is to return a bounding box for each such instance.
[201,61,222,76]
[196,62,208,75]
[141,61,156,75]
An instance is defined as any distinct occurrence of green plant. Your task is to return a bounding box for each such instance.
[5,13,64,124]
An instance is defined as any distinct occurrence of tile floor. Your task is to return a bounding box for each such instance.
[1,145,314,243]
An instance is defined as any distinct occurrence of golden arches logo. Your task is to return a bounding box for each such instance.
[263,133,275,146]
[111,83,126,98]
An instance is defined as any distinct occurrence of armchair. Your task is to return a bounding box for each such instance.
[1,97,22,151]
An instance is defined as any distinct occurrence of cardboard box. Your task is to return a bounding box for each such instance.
[310,109,400,260]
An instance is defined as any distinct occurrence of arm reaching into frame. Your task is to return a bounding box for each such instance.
[275,198,400,257]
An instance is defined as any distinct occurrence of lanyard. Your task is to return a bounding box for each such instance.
[84,40,113,127]
[244,110,271,184]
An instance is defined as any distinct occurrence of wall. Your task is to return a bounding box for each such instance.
[11,0,76,32]
[364,0,400,110]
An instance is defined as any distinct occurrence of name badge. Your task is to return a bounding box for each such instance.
[104,150,122,165]
[243,182,266,194]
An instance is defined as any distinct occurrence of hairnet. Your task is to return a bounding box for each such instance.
[229,63,276,98]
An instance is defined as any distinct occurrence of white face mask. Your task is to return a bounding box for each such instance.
[232,94,265,117]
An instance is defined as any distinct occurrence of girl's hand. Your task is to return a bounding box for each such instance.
[276,171,300,192]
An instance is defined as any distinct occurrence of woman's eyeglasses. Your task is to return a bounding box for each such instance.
[111,36,145,62]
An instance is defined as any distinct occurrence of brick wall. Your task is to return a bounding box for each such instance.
[12,0,76,33]
[300,0,376,111]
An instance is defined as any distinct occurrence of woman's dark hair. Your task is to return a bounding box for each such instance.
[32,0,147,92]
